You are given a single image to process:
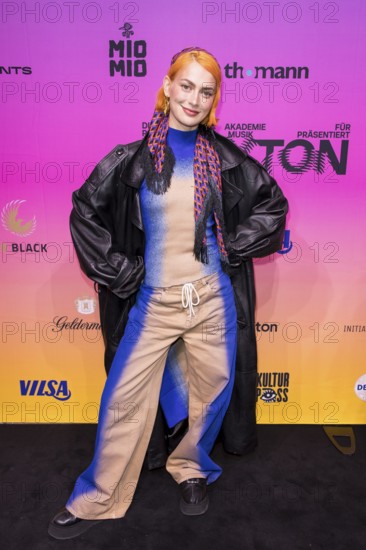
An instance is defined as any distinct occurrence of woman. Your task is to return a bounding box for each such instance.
[48,47,288,540]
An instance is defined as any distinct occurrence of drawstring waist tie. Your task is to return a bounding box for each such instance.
[181,283,200,319]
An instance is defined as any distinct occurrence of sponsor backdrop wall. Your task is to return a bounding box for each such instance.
[1,0,365,425]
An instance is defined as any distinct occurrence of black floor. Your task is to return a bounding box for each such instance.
[2,424,365,550]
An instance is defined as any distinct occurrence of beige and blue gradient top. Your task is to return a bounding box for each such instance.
[140,127,222,287]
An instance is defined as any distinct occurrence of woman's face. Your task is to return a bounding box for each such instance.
[163,60,216,131]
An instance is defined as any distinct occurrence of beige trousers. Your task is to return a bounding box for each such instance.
[66,270,237,519]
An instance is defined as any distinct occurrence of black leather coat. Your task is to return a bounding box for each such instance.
[69,130,288,461]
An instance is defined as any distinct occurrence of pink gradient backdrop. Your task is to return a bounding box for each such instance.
[1,0,365,423]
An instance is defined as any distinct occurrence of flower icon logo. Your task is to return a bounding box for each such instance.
[119,23,134,38]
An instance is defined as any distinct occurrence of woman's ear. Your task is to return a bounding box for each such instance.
[163,75,171,98]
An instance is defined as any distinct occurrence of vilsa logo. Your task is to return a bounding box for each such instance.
[20,380,71,401]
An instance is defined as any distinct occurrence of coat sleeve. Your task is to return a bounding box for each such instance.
[69,148,145,299]
[227,156,289,259]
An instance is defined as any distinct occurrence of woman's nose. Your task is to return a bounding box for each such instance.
[189,89,200,107]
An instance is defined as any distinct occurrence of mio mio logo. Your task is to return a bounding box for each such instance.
[20,380,71,401]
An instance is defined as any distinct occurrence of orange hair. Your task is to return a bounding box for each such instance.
[155,50,222,127]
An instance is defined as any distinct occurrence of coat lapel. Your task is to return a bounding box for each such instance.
[210,130,246,215]
[119,138,147,231]
[119,136,148,190]
[130,191,143,231]
[222,173,243,215]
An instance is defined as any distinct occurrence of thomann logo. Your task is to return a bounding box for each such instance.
[1,199,36,236]
[224,63,309,79]
[20,380,71,401]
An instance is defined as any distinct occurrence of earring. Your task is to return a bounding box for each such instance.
[163,96,170,116]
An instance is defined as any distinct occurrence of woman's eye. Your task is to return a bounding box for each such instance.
[181,84,191,91]
[202,89,214,98]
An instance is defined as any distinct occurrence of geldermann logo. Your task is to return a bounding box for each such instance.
[20,380,72,401]
[52,316,101,331]
[224,63,309,79]
[1,199,36,236]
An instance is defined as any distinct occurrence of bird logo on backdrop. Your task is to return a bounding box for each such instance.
[1,199,36,236]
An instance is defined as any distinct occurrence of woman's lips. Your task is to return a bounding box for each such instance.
[182,106,199,116]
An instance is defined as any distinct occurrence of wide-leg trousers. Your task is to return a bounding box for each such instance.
[66,270,237,520]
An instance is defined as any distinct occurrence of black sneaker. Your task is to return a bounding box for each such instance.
[179,478,209,516]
